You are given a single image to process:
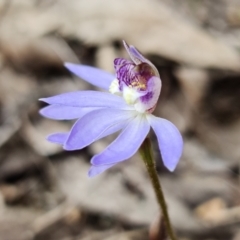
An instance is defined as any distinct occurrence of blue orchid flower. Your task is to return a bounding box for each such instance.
[40,41,183,177]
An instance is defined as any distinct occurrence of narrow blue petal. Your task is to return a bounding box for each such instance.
[39,91,131,110]
[95,120,128,141]
[123,40,148,65]
[91,115,150,165]
[40,105,99,120]
[148,115,183,171]
[64,63,114,90]
[88,163,116,178]
[123,40,159,75]
[47,132,69,144]
[64,109,135,150]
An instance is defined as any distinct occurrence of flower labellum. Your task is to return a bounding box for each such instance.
[40,41,183,177]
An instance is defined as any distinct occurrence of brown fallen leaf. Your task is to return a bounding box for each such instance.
[194,197,227,223]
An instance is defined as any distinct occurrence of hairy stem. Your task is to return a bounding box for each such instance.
[139,138,177,240]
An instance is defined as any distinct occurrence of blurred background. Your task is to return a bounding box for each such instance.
[1,0,240,239]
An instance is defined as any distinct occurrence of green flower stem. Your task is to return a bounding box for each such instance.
[139,137,177,240]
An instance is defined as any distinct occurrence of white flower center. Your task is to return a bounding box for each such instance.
[109,79,147,113]
[109,79,120,94]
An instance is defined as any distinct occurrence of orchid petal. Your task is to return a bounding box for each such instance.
[47,132,68,144]
[64,109,135,150]
[46,123,124,146]
[91,115,150,165]
[65,63,114,90]
[40,91,131,109]
[148,115,183,171]
[40,105,99,120]
[88,163,116,177]
[95,120,128,141]
[123,40,147,65]
[123,40,159,75]
[135,76,161,112]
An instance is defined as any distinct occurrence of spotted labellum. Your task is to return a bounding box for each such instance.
[40,41,183,177]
